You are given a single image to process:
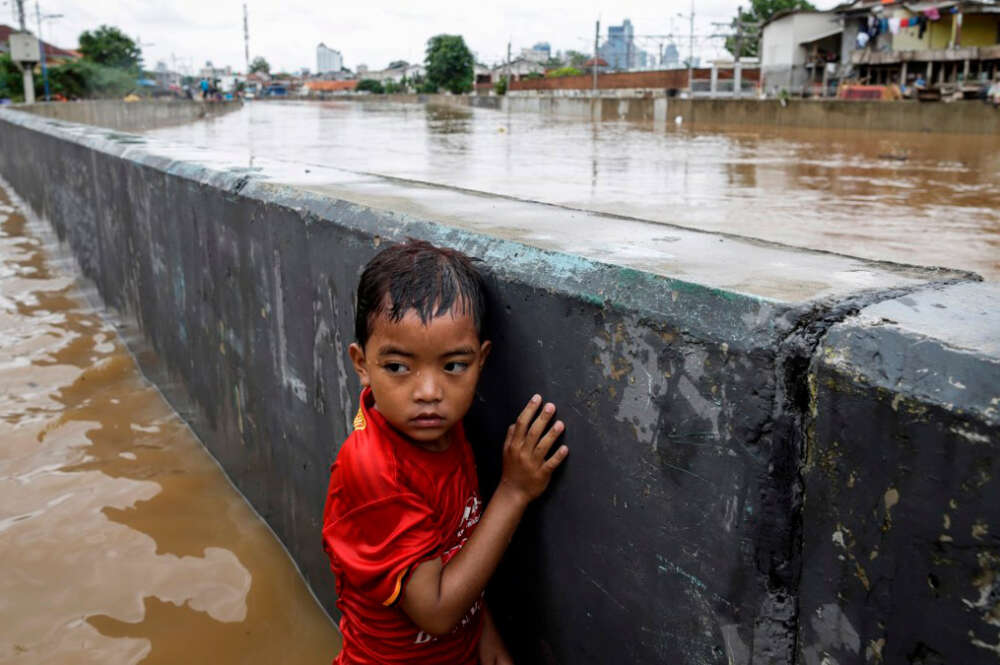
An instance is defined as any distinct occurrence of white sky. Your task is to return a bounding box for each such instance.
[4,0,837,74]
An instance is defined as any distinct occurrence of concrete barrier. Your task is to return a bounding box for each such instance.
[800,282,1000,664]
[337,94,1000,134]
[0,105,996,664]
[16,99,242,132]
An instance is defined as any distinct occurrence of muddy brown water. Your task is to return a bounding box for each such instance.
[142,100,1000,281]
[0,182,340,662]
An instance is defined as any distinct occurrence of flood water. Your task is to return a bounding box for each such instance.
[0,182,340,662]
[143,100,1000,281]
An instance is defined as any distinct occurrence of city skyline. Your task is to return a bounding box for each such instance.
[11,0,840,75]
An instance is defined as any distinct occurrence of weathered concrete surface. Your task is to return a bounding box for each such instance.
[801,282,1000,665]
[0,106,994,665]
[17,99,241,132]
[337,94,1000,134]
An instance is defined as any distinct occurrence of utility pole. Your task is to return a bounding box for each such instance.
[593,19,599,95]
[688,0,695,93]
[506,40,511,92]
[15,0,35,103]
[243,3,250,73]
[34,1,60,101]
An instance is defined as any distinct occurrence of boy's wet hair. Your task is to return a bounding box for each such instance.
[354,239,487,347]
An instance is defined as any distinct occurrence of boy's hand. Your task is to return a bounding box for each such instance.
[498,395,568,504]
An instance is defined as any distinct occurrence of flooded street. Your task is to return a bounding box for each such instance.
[143,100,1000,281]
[0,182,340,662]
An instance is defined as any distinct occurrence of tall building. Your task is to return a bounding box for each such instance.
[600,19,647,70]
[662,43,680,67]
[316,43,343,74]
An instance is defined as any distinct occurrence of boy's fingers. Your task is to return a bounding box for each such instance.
[526,403,556,446]
[513,395,542,441]
[541,445,569,473]
[532,419,564,460]
[503,424,515,452]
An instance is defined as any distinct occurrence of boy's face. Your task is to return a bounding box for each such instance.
[348,305,491,451]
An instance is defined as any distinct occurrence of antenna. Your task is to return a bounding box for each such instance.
[243,3,250,72]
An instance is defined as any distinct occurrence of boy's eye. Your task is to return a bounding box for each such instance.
[444,361,469,374]
[382,362,409,375]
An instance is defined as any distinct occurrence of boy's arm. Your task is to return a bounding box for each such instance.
[479,603,513,665]
[400,395,567,636]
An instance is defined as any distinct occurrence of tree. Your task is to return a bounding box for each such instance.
[249,56,270,75]
[356,78,384,94]
[78,25,142,70]
[725,0,816,58]
[0,54,24,101]
[546,66,583,78]
[383,79,403,94]
[423,34,473,94]
[388,60,409,70]
[564,50,589,68]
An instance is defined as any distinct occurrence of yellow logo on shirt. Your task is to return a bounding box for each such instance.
[353,406,367,431]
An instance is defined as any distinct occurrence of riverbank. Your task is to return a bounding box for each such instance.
[306,92,1000,134]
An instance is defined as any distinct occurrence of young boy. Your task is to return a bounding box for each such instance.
[322,239,569,664]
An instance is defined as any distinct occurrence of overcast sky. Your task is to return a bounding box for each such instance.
[5,0,837,74]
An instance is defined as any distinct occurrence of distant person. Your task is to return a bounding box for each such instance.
[914,74,926,88]
[199,78,209,100]
[322,240,569,665]
[989,78,1000,108]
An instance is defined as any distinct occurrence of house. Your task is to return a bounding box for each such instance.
[760,11,844,95]
[836,0,1000,90]
[490,56,546,82]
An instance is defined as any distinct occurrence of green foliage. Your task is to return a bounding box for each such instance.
[387,60,409,70]
[249,56,270,74]
[423,34,473,94]
[356,78,385,94]
[522,72,543,80]
[418,79,438,94]
[45,59,137,99]
[726,0,816,58]
[78,25,142,70]
[383,79,403,94]
[493,75,507,96]
[564,50,589,68]
[0,54,25,101]
[546,66,583,78]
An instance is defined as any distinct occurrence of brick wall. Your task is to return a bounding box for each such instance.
[510,68,760,92]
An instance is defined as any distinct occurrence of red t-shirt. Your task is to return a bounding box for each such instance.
[322,388,484,665]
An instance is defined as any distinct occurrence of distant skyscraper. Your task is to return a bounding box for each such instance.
[316,43,343,74]
[601,19,638,70]
[662,43,680,67]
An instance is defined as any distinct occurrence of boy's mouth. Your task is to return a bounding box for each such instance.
[410,413,446,428]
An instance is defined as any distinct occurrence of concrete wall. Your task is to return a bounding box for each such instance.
[16,99,241,132]
[0,105,997,665]
[666,97,1000,134]
[356,93,1000,134]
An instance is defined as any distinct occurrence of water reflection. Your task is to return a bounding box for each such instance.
[0,183,340,663]
[143,101,1000,280]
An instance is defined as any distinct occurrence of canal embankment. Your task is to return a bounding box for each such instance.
[333,92,1000,134]
[15,99,241,132]
[0,103,997,665]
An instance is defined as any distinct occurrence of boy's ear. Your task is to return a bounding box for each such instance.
[348,343,371,388]
[478,339,492,369]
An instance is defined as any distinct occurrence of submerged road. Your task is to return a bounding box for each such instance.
[0,181,341,662]
[142,100,1000,280]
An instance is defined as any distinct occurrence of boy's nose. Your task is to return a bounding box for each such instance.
[412,371,443,403]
